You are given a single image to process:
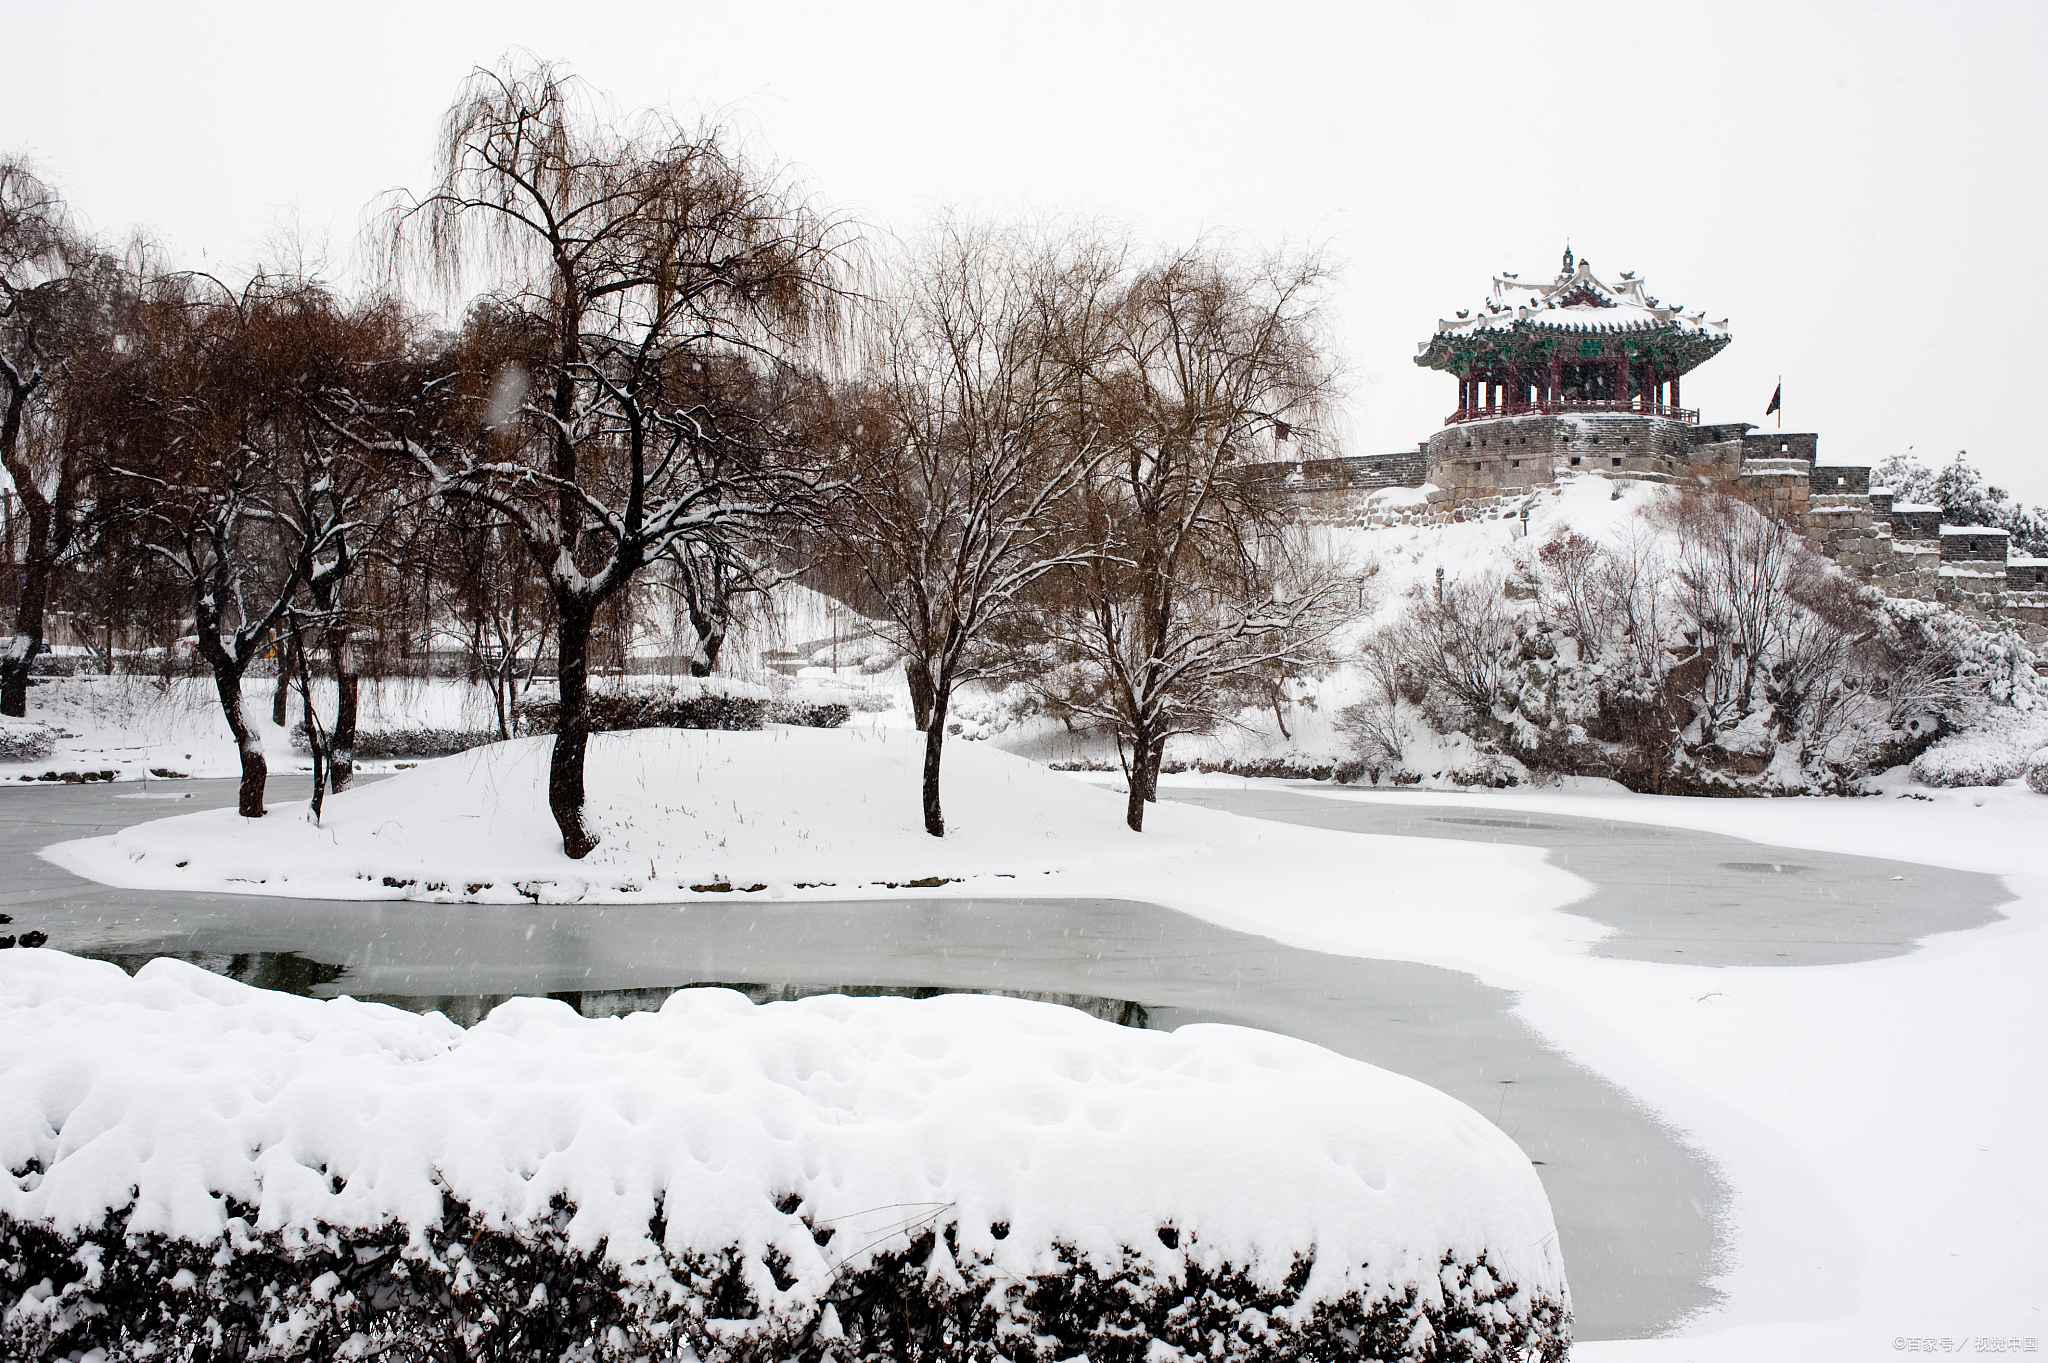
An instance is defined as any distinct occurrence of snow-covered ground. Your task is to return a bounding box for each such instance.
[35,716,2048,1355]
[0,952,1566,1353]
[1150,772,2048,1361]
[8,513,2046,1355]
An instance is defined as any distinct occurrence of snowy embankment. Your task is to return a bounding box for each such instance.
[0,951,1569,1362]
[43,730,1584,952]
[51,728,1155,900]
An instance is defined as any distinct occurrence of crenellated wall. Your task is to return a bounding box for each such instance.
[1258,414,2045,639]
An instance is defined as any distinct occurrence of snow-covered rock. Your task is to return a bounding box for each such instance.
[0,951,1570,1362]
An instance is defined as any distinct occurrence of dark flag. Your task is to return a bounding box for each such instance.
[1764,383,1782,416]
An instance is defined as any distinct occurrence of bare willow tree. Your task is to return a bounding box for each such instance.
[828,221,1116,836]
[110,276,361,817]
[0,159,119,715]
[366,60,853,857]
[275,296,414,795]
[1041,242,1350,831]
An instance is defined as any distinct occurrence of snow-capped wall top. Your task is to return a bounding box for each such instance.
[1416,249,1732,373]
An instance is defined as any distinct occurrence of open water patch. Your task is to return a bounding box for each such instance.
[79,949,1150,1031]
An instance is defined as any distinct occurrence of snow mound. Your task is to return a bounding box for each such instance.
[0,951,1570,1361]
[47,728,1218,903]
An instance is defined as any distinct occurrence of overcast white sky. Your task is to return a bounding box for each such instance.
[7,1,2044,499]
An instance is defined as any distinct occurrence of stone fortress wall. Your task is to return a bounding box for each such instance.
[1261,412,2047,638]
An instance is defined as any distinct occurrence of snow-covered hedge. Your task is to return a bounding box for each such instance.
[290,722,503,759]
[1910,709,2048,788]
[509,680,848,737]
[1,954,1570,1362]
[516,684,770,735]
[2027,749,2048,796]
[0,716,57,763]
[764,697,851,730]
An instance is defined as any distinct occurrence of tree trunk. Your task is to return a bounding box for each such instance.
[290,617,328,824]
[329,670,358,793]
[549,602,599,859]
[0,507,53,718]
[907,658,936,732]
[1145,735,1166,803]
[326,623,358,794]
[211,660,268,818]
[682,573,727,678]
[1125,721,1152,832]
[921,678,951,837]
[492,654,516,739]
[271,669,289,726]
[687,623,725,678]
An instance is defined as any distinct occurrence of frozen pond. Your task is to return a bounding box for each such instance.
[0,777,2012,1340]
[1161,785,2009,967]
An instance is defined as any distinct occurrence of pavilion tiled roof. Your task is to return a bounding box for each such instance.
[1416,253,1732,373]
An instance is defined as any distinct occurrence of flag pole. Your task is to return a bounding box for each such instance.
[1777,375,1782,429]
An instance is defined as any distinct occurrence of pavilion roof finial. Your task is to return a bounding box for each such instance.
[1561,244,1575,276]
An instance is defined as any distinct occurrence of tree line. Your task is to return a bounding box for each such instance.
[0,60,1351,853]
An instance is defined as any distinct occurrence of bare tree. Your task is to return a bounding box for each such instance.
[276,296,413,793]
[108,276,343,816]
[1655,492,1878,766]
[0,159,119,714]
[1040,242,1345,830]
[426,500,553,736]
[662,529,792,677]
[828,222,1113,836]
[366,60,851,857]
[1515,495,1883,788]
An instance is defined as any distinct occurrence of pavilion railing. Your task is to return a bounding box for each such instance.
[1444,399,1698,426]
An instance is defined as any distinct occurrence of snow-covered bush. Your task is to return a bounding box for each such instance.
[1953,622,2043,711]
[1,954,1572,1363]
[1910,709,2048,788]
[0,716,57,762]
[2026,749,2048,795]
